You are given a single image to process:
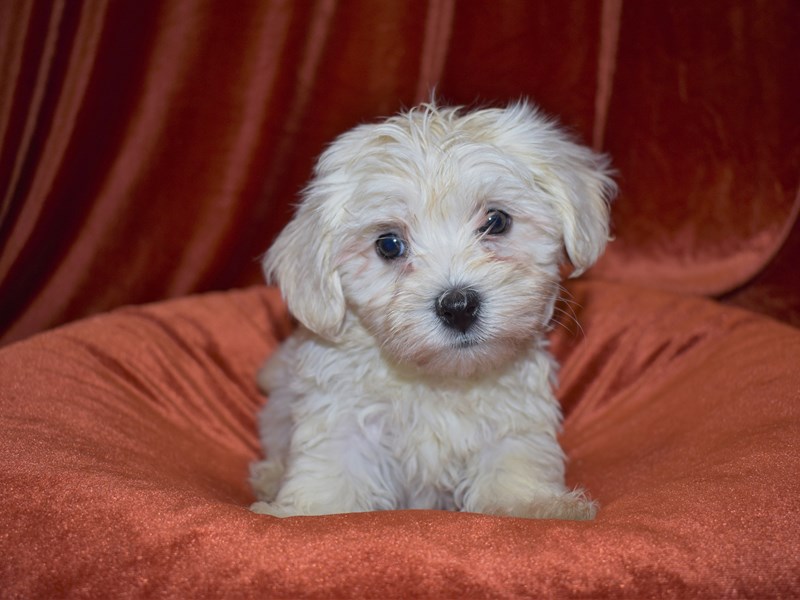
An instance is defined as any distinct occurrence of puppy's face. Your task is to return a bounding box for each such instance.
[334,153,563,378]
[265,103,615,377]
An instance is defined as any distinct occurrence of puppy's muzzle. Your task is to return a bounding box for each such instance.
[435,287,481,333]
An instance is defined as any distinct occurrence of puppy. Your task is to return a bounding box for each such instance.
[250,101,615,519]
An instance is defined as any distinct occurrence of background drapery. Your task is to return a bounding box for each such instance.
[2,0,799,345]
[2,2,800,597]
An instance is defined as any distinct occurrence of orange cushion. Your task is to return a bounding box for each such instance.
[1,283,798,596]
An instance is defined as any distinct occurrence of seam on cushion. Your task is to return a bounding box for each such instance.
[415,0,455,103]
[592,0,622,151]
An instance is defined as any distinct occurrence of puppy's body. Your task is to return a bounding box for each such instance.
[252,329,585,517]
[251,102,615,519]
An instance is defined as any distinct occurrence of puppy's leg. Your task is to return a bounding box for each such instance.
[250,458,285,502]
[461,436,597,520]
[251,413,399,517]
[250,383,293,502]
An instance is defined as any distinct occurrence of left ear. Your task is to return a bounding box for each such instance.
[487,102,616,276]
[543,136,616,277]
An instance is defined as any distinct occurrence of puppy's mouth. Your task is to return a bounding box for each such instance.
[453,336,480,349]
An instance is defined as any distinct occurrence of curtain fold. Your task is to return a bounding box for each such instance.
[1,0,798,345]
[593,0,800,296]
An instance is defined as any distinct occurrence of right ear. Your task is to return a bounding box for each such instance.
[262,195,346,341]
[263,118,391,339]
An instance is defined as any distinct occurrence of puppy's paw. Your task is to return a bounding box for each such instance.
[468,487,598,521]
[249,459,284,502]
[250,501,295,517]
[515,489,598,521]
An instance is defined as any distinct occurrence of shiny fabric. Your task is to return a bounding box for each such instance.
[2,1,800,597]
[1,0,799,345]
[1,283,798,597]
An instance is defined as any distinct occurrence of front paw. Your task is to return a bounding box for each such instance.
[250,501,295,517]
[249,459,285,502]
[473,488,598,521]
[515,489,598,520]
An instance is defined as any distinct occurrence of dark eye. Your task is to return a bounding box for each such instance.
[478,209,512,235]
[375,233,407,260]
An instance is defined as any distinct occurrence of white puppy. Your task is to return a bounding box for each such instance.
[250,101,615,519]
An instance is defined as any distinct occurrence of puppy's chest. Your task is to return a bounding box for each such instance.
[359,385,504,471]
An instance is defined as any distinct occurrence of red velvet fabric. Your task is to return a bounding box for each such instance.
[1,284,799,597]
[1,0,799,344]
[591,1,800,298]
[2,1,800,597]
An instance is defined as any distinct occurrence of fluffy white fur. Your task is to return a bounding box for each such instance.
[250,101,615,519]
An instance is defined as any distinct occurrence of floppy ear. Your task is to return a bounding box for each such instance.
[544,137,616,277]
[263,119,387,340]
[262,194,346,341]
[494,102,617,277]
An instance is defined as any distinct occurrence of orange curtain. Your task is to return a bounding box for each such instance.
[2,0,798,345]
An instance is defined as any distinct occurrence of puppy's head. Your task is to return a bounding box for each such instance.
[264,102,615,377]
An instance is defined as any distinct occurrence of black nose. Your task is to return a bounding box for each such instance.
[435,287,481,333]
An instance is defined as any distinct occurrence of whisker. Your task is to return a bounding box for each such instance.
[551,285,585,339]
[551,306,584,338]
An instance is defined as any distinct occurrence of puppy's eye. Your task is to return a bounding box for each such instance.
[478,209,512,235]
[375,233,407,260]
